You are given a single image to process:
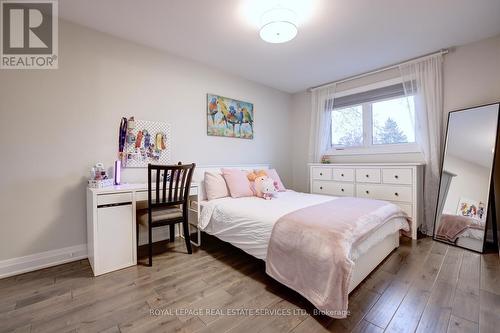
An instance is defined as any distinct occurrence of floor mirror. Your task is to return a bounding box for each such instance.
[433,103,500,252]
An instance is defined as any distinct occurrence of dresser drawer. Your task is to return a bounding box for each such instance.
[395,202,413,217]
[312,181,354,196]
[311,167,332,180]
[382,168,413,185]
[356,168,381,183]
[356,184,412,203]
[332,168,355,182]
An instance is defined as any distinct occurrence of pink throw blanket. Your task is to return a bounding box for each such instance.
[436,214,484,242]
[266,197,409,318]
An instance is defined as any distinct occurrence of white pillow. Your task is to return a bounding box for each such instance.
[204,172,229,200]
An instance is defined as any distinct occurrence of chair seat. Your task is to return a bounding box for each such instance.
[137,207,183,225]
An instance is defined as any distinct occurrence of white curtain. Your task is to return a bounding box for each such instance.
[399,55,444,235]
[308,83,336,163]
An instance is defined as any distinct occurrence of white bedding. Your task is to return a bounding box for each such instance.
[199,191,408,261]
[455,228,485,252]
[457,228,485,240]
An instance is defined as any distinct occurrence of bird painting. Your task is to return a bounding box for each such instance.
[229,104,253,137]
[237,103,253,132]
[215,96,234,128]
[207,94,254,139]
[208,97,218,125]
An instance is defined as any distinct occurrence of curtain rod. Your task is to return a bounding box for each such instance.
[308,49,449,92]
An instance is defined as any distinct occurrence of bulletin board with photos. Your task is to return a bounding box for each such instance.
[123,118,171,168]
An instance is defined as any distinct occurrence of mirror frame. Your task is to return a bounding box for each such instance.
[432,102,500,253]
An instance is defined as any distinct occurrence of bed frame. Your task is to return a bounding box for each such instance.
[187,164,401,294]
[456,236,483,252]
[349,232,399,293]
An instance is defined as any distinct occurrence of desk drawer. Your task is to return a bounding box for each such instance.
[332,168,354,182]
[97,193,133,206]
[356,184,412,202]
[312,167,332,180]
[312,181,354,196]
[356,168,381,183]
[382,168,412,185]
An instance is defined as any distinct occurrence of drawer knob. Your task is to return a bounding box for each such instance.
[395,192,399,196]
[366,174,369,178]
[394,175,399,179]
[341,188,344,192]
[365,190,370,194]
[320,172,323,176]
[341,173,344,177]
[320,186,323,190]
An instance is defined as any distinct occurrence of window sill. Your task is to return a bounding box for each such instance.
[326,144,421,156]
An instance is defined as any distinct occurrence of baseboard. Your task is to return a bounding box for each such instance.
[0,244,88,279]
[0,227,185,279]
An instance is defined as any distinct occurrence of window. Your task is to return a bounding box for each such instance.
[331,105,363,147]
[372,96,415,145]
[329,83,417,154]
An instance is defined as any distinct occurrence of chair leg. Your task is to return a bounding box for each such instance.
[182,220,192,254]
[148,223,153,267]
[169,225,175,242]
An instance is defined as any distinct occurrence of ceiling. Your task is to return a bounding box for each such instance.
[58,0,500,93]
[446,104,499,168]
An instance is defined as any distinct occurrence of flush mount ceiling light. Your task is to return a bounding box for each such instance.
[259,7,298,43]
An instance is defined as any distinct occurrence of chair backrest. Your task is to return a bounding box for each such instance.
[148,162,196,209]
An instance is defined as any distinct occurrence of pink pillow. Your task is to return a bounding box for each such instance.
[222,168,254,198]
[265,169,286,192]
[204,172,229,201]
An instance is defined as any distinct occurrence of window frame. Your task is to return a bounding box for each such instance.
[326,80,420,156]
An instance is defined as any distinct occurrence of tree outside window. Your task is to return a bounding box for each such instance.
[330,95,415,150]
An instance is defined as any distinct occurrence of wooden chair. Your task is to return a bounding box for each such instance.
[136,162,196,266]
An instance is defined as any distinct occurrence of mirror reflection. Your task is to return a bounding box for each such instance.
[434,104,499,252]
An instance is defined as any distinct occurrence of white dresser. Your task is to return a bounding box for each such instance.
[309,163,424,239]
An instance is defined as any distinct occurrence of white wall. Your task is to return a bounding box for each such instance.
[290,34,500,192]
[442,155,491,215]
[0,20,292,261]
[443,35,500,112]
[290,92,312,192]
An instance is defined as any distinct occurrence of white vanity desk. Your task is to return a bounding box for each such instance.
[86,183,199,276]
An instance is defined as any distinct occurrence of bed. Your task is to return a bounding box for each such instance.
[191,165,410,317]
[435,213,485,252]
[456,232,484,252]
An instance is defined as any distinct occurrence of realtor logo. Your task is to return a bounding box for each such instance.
[1,0,58,69]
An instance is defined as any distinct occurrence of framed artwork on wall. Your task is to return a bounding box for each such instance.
[207,94,254,139]
[456,197,486,222]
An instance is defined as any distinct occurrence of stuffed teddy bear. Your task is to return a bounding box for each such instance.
[254,176,278,200]
[247,170,268,182]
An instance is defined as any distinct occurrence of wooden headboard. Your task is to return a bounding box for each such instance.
[193,164,270,201]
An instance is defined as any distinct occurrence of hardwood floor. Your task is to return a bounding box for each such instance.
[0,235,499,333]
